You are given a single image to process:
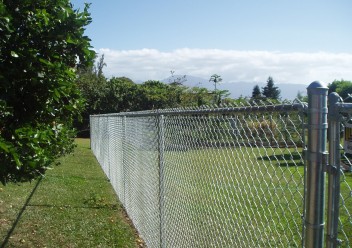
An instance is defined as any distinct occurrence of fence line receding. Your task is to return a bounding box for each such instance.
[90,83,352,247]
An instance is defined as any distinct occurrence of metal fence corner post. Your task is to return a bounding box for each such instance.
[305,81,329,248]
[326,92,342,248]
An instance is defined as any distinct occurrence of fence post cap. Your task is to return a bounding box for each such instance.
[307,81,327,89]
[328,91,340,98]
[328,91,341,105]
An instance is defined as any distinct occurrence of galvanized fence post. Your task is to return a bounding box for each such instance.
[107,116,111,180]
[158,114,165,248]
[122,116,127,206]
[89,115,92,149]
[305,81,328,248]
[326,92,342,248]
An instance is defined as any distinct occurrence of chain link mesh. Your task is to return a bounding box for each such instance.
[161,105,306,247]
[337,116,352,247]
[90,101,309,248]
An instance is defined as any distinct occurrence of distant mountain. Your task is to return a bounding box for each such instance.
[162,75,307,100]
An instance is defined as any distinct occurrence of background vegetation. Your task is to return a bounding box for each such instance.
[75,56,287,137]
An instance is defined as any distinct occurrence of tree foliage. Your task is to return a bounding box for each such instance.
[252,85,262,98]
[180,87,213,107]
[209,74,222,91]
[328,79,352,102]
[76,56,108,114]
[76,63,235,136]
[0,0,95,183]
[105,77,140,112]
[77,70,215,113]
[76,57,219,117]
[209,74,226,104]
[262,76,281,100]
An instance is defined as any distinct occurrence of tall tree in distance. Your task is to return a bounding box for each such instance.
[209,74,223,104]
[94,54,107,78]
[252,85,262,98]
[76,54,108,115]
[209,74,222,91]
[75,54,109,137]
[262,76,281,100]
[169,70,187,86]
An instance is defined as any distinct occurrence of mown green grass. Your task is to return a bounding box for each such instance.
[0,139,143,248]
[161,145,352,247]
[161,146,304,247]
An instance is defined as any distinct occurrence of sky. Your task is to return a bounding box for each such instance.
[71,0,352,87]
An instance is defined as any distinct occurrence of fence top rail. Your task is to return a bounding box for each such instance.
[90,102,307,118]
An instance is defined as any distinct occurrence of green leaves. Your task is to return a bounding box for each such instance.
[0,139,10,153]
[328,80,352,102]
[0,0,94,183]
[10,51,19,57]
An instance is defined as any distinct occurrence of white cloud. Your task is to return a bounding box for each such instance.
[97,48,352,85]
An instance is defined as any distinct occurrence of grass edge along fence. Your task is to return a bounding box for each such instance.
[91,81,352,248]
[0,139,142,247]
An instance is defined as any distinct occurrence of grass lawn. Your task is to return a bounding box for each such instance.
[160,146,305,247]
[160,145,352,247]
[0,138,144,248]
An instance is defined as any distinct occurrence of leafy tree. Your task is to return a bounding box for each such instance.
[328,80,352,102]
[213,89,231,105]
[0,0,95,183]
[262,76,281,100]
[75,55,108,136]
[76,55,108,115]
[104,77,140,113]
[252,85,262,98]
[180,87,213,107]
[139,80,184,110]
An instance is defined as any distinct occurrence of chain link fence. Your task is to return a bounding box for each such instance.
[91,100,309,247]
[91,84,352,248]
[327,92,352,248]
[338,122,352,247]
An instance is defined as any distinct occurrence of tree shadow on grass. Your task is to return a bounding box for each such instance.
[0,177,120,248]
[1,177,43,248]
[257,152,304,167]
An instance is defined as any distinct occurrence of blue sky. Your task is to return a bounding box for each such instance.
[71,0,352,86]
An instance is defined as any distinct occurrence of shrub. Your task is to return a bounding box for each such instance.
[0,0,95,183]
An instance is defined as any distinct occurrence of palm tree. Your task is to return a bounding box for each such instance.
[209,74,222,91]
[209,74,223,104]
